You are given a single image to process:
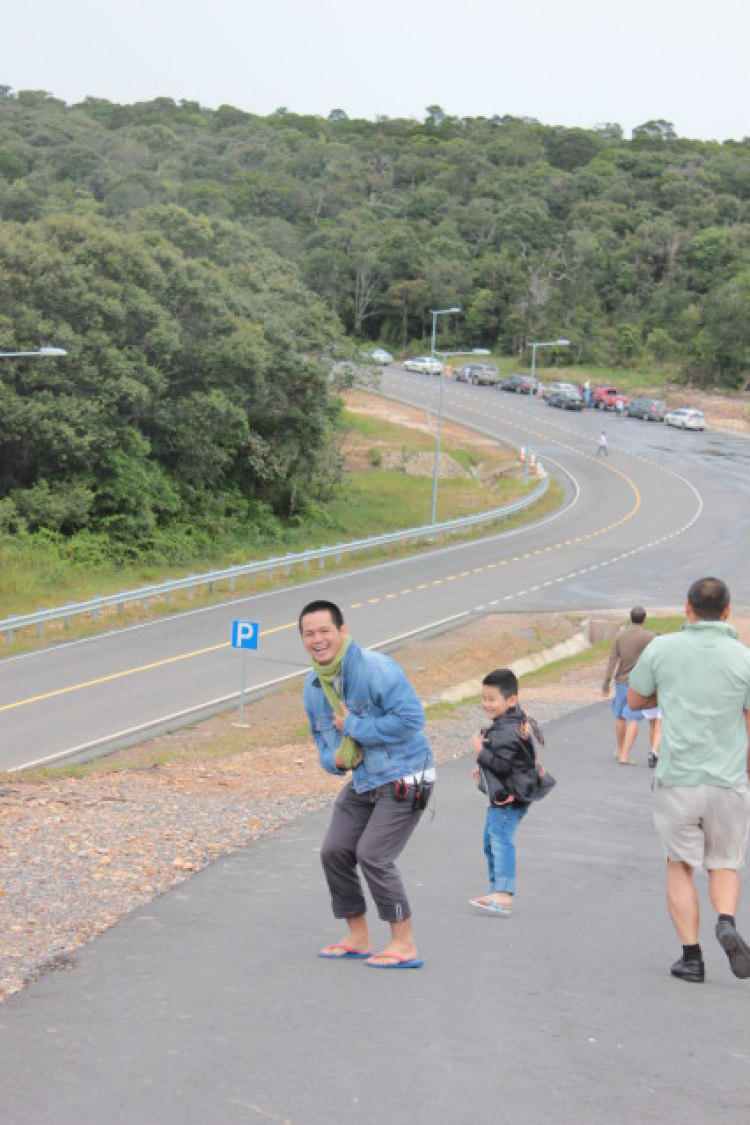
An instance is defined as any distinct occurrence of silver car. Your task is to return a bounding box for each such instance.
[665,408,706,431]
[369,348,394,365]
[404,355,443,375]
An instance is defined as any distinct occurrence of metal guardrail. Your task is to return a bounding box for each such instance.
[1,476,549,642]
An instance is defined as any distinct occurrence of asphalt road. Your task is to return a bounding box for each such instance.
[2,370,748,771]
[2,703,749,1124]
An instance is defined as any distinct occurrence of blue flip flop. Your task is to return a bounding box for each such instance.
[318,943,372,960]
[469,898,513,916]
[364,954,424,969]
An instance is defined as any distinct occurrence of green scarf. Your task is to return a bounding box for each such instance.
[310,635,363,770]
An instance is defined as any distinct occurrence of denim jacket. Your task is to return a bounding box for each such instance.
[303,640,433,794]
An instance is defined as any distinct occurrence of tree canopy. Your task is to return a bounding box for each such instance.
[0,88,748,549]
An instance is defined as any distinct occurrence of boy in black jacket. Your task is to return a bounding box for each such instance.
[469,668,544,916]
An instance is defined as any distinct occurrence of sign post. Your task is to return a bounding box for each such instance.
[231,620,259,726]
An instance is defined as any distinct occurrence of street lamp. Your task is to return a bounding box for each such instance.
[430,346,491,525]
[0,346,67,358]
[523,338,570,482]
[430,307,461,366]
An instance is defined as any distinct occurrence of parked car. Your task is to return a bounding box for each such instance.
[592,386,628,410]
[403,355,443,375]
[548,388,584,411]
[501,373,537,393]
[369,347,394,365]
[665,407,706,431]
[455,362,500,385]
[542,380,578,400]
[627,397,666,421]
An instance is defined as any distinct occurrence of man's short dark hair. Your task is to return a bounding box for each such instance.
[298,599,345,632]
[687,577,730,621]
[630,606,647,624]
[482,669,519,698]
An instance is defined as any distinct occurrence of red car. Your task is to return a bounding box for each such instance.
[592,386,628,411]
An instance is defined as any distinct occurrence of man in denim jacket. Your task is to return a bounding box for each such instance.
[300,599,434,969]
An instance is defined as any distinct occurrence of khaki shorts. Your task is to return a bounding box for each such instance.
[653,783,750,869]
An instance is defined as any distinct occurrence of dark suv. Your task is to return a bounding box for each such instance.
[626,397,666,421]
[500,374,536,393]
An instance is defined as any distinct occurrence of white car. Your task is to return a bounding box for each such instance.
[665,407,706,431]
[369,348,393,365]
[403,355,443,375]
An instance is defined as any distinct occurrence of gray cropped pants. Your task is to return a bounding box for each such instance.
[321,781,425,923]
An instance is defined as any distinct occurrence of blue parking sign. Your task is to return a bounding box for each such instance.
[231,620,259,650]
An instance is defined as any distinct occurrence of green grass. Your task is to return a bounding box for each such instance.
[518,614,685,687]
[463,356,692,399]
[0,407,561,653]
[424,614,687,714]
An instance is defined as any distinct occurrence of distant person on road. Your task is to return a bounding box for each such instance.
[629,577,750,985]
[584,379,591,407]
[597,431,608,456]
[602,607,655,763]
[300,599,433,970]
[469,669,553,915]
[615,398,624,418]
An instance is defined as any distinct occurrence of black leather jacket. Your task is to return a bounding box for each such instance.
[476,705,538,806]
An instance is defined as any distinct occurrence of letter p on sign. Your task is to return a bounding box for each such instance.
[231,620,259,650]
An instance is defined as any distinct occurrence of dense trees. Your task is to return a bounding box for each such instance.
[0,207,340,549]
[0,87,748,552]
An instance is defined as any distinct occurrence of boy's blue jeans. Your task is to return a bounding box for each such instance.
[484,803,529,895]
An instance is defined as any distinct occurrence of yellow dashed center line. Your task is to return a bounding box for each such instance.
[5,439,643,716]
[0,620,298,714]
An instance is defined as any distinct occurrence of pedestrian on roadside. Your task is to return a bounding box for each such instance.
[300,599,433,969]
[602,606,655,763]
[621,704,662,768]
[469,669,553,916]
[597,431,608,456]
[629,577,750,985]
[643,706,662,768]
[615,398,624,419]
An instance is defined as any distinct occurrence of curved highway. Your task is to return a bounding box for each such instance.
[2,368,748,771]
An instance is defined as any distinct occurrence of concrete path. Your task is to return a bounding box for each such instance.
[2,702,749,1124]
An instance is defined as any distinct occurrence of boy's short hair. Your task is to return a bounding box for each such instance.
[630,606,647,624]
[298,599,345,632]
[482,668,518,698]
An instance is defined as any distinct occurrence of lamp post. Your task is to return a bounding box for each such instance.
[430,346,491,525]
[425,305,460,435]
[523,338,570,482]
[430,307,461,366]
[0,346,67,358]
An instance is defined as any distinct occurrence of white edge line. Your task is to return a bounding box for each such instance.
[8,611,470,772]
[1,458,578,668]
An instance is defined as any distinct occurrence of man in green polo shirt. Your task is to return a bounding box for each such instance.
[629,576,750,985]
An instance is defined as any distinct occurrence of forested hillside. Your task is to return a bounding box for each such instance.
[0,88,748,556]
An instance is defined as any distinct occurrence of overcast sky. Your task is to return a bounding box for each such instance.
[5,0,749,141]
